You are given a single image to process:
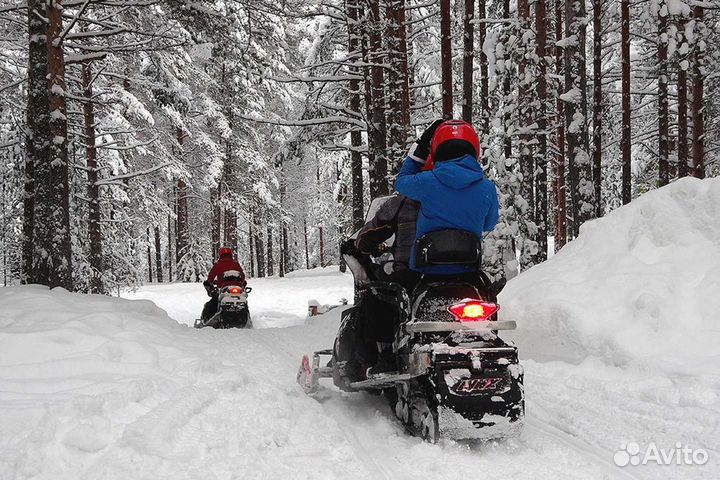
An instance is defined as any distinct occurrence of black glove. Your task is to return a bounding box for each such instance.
[340,238,358,256]
[408,119,444,164]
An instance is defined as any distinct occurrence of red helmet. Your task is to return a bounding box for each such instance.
[429,120,480,164]
[218,247,233,258]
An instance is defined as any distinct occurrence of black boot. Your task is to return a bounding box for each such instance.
[367,345,396,377]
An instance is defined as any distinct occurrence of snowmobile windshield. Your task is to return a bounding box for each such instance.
[349,195,394,241]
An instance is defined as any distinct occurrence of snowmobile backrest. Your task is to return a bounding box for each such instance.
[414,229,482,268]
[222,270,243,284]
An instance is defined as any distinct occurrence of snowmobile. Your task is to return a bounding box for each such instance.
[194,271,253,329]
[297,205,524,442]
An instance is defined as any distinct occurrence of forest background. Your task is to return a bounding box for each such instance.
[0,0,717,293]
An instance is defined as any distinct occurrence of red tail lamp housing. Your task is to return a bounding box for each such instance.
[448,300,499,322]
[228,287,243,294]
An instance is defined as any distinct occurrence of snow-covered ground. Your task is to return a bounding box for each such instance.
[1,179,718,479]
[123,266,352,329]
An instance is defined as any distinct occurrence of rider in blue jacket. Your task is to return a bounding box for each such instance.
[395,119,499,274]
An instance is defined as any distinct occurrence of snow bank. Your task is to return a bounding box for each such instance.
[501,177,720,373]
[0,286,205,477]
[0,286,193,397]
[0,286,361,479]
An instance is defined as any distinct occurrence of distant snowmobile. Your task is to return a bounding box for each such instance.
[194,280,253,329]
[298,203,524,442]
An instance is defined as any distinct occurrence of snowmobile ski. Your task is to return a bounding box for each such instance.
[296,350,334,394]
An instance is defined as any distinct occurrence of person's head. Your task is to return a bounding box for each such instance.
[218,247,233,259]
[429,120,480,165]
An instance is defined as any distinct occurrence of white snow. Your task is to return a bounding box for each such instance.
[123,266,352,328]
[667,0,691,17]
[501,177,720,374]
[559,88,581,104]
[2,182,719,479]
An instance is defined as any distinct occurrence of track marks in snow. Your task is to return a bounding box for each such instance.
[121,383,226,459]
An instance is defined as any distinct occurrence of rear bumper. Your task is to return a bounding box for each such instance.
[405,320,516,333]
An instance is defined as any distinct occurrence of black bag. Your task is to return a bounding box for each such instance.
[414,229,482,268]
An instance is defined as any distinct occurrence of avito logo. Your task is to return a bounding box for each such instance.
[614,442,709,467]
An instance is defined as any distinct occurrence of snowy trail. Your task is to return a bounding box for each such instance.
[1,264,717,479]
[124,275,639,479]
[123,269,717,480]
[123,267,353,329]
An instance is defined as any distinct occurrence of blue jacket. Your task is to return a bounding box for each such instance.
[395,154,499,274]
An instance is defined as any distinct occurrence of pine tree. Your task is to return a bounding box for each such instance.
[621,0,632,204]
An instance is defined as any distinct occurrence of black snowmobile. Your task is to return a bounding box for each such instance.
[298,215,524,442]
[194,271,253,329]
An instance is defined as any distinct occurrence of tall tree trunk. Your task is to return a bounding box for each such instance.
[303,218,310,270]
[33,0,72,289]
[554,0,567,251]
[254,218,265,278]
[283,225,290,275]
[350,138,364,230]
[146,228,153,283]
[318,226,325,267]
[175,178,188,265]
[222,139,237,250]
[266,223,274,276]
[23,0,49,284]
[175,129,188,267]
[518,0,535,267]
[223,209,236,250]
[478,0,489,136]
[440,0,453,117]
[278,227,285,277]
[677,16,689,178]
[578,0,591,189]
[658,1,669,186]
[564,0,578,236]
[621,0,632,204]
[691,5,704,179]
[155,225,163,282]
[386,0,410,173]
[83,61,103,293]
[167,215,173,280]
[346,0,364,230]
[248,222,255,278]
[502,0,512,160]
[358,2,377,198]
[367,0,389,198]
[462,0,475,123]
[211,187,221,258]
[592,0,603,216]
[535,0,548,262]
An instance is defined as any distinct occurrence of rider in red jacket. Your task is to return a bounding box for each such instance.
[205,247,247,288]
[201,247,247,321]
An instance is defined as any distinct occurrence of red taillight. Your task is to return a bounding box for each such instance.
[448,300,499,322]
[228,287,242,294]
